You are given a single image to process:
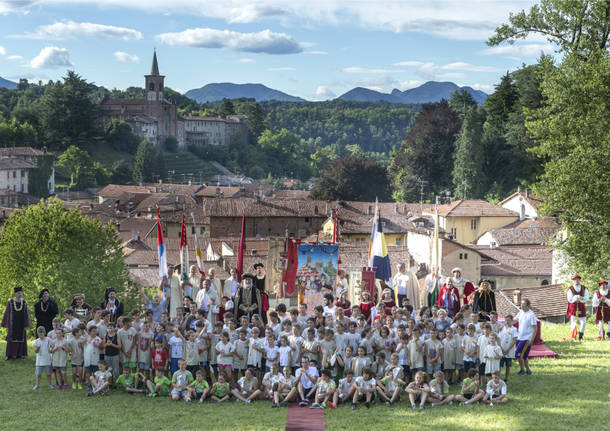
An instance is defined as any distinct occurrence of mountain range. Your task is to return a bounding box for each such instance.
[185,83,306,103]
[338,81,488,104]
[184,80,486,104]
[0,76,18,89]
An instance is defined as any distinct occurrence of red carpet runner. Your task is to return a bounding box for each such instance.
[285,404,325,431]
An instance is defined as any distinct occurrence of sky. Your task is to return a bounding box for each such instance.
[0,0,556,100]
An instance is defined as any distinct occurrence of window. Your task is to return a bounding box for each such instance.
[471,219,477,230]
[149,82,155,91]
[464,253,468,260]
[200,227,205,234]
[459,253,463,259]
[13,171,17,178]
[21,170,25,177]
[191,226,195,234]
[396,238,402,246]
[541,279,549,286]
[451,227,457,238]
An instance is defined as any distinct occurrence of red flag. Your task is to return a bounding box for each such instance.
[179,210,189,280]
[331,208,339,244]
[236,208,246,283]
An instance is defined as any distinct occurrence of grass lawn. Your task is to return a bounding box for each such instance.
[1,322,609,431]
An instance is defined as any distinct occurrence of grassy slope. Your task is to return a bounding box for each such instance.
[1,322,608,431]
[161,151,220,184]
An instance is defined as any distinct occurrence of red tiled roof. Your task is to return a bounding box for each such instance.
[0,158,37,169]
[436,200,519,217]
[495,284,567,320]
[195,186,242,198]
[474,245,552,276]
[98,184,155,198]
[501,217,561,230]
[482,227,558,246]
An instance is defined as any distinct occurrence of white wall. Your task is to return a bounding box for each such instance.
[501,195,539,219]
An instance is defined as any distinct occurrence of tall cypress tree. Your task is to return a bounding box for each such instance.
[453,106,487,199]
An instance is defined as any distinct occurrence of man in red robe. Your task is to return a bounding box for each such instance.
[437,278,460,317]
[592,280,610,340]
[450,268,475,306]
[566,274,589,341]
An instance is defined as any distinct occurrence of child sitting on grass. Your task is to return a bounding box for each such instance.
[376,352,405,406]
[483,371,508,405]
[455,368,485,405]
[231,368,262,403]
[428,370,455,406]
[146,367,171,397]
[351,367,376,410]
[33,326,53,390]
[308,369,336,409]
[210,373,231,403]
[406,370,429,410]
[88,360,112,396]
[115,367,146,394]
[188,369,210,403]
[171,359,194,402]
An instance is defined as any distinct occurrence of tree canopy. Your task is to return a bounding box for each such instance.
[0,198,130,311]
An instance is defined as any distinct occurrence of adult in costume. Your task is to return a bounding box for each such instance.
[253,263,268,324]
[182,265,203,301]
[335,270,349,299]
[471,280,496,321]
[379,288,396,316]
[234,274,263,323]
[359,289,375,323]
[223,268,238,299]
[207,268,222,300]
[592,280,610,340]
[566,274,589,341]
[437,278,460,317]
[34,289,58,334]
[335,289,351,317]
[391,263,420,309]
[2,286,30,360]
[450,268,475,306]
[196,279,220,325]
[424,268,441,309]
[100,287,124,323]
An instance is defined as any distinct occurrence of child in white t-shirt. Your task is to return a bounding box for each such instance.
[88,360,112,396]
[483,371,508,405]
[483,332,503,377]
[278,335,295,369]
[33,326,53,390]
[50,328,72,389]
[499,315,518,382]
[83,325,103,382]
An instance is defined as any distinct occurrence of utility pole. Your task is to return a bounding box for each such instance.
[462,179,468,200]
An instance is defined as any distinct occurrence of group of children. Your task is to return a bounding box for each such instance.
[31,298,514,409]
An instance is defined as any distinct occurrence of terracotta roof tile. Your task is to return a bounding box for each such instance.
[474,245,552,276]
[0,147,48,157]
[483,227,558,246]
[0,158,37,169]
[495,284,567,319]
[435,200,519,217]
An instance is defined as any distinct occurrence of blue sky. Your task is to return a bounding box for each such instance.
[0,1,555,100]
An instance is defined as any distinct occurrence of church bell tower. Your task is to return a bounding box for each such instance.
[145,50,165,103]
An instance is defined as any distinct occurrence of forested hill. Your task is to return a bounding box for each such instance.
[260,100,418,154]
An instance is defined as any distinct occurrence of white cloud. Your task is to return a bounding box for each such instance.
[305,51,327,55]
[0,46,5,55]
[1,1,533,41]
[478,43,554,57]
[30,46,74,69]
[343,67,401,74]
[156,28,302,54]
[468,83,495,93]
[239,58,256,63]
[440,62,503,72]
[313,85,335,101]
[8,55,24,61]
[267,67,295,71]
[15,20,143,40]
[392,61,425,67]
[114,51,140,63]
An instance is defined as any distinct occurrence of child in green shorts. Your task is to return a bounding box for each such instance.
[210,373,231,402]
[146,367,171,397]
[188,370,210,403]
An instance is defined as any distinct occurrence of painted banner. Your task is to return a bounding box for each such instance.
[297,244,339,310]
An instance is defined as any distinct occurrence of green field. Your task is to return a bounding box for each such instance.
[1,322,608,431]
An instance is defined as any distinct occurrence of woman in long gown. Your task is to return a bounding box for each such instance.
[2,286,30,360]
[472,280,496,321]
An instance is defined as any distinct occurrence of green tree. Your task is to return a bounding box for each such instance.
[219,98,235,117]
[56,145,96,190]
[389,100,461,202]
[246,102,266,141]
[40,71,99,150]
[0,198,130,312]
[0,119,38,148]
[449,89,478,120]
[110,160,133,184]
[488,0,610,56]
[311,146,339,174]
[132,139,157,183]
[257,129,313,180]
[452,106,487,199]
[163,136,178,153]
[310,155,391,201]
[527,54,610,279]
[104,119,140,154]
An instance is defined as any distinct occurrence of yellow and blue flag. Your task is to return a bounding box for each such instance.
[368,202,391,282]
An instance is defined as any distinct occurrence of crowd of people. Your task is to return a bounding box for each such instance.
[3,262,606,411]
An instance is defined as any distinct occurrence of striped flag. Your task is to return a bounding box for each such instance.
[179,210,189,281]
[190,212,205,276]
[157,208,167,281]
[368,201,391,282]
